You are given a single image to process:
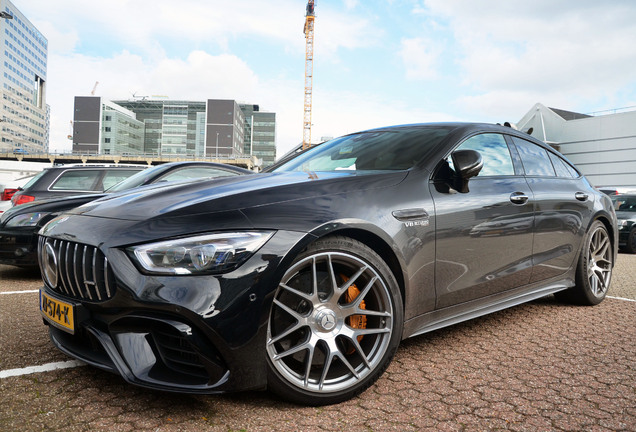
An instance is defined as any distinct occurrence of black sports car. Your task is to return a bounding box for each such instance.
[0,162,251,268]
[37,123,617,405]
[611,194,636,253]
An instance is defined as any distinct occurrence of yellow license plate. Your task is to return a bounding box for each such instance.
[40,290,75,334]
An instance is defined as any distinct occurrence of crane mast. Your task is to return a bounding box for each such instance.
[302,0,315,150]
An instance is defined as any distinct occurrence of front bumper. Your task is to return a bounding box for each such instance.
[39,229,307,394]
[618,224,633,247]
[0,226,38,267]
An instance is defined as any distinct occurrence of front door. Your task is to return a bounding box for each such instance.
[431,133,534,309]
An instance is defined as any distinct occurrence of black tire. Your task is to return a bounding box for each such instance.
[555,220,613,305]
[625,228,636,254]
[266,236,403,406]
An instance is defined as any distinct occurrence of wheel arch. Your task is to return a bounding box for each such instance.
[589,210,619,265]
[307,226,407,313]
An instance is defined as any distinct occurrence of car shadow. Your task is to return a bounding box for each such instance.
[0,264,41,282]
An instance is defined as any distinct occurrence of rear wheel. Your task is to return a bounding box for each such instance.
[555,220,613,305]
[266,236,403,406]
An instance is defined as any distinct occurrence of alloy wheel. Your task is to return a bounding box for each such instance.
[586,225,612,297]
[267,251,394,394]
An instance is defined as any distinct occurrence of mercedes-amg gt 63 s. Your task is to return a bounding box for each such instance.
[38,123,617,405]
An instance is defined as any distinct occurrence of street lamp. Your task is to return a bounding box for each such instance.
[215,132,219,159]
[0,12,13,19]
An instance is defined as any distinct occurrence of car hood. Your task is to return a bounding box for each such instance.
[69,170,409,222]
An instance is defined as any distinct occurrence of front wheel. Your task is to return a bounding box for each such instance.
[555,220,613,305]
[266,236,403,406]
[625,227,636,254]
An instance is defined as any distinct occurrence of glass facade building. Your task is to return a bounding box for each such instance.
[0,0,49,153]
[240,104,276,167]
[101,102,144,155]
[72,98,276,163]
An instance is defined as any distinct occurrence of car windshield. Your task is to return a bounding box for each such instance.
[106,166,159,192]
[273,126,454,173]
[612,195,636,212]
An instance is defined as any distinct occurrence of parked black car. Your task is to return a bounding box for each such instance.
[10,164,146,206]
[611,194,636,253]
[0,162,252,268]
[37,123,617,406]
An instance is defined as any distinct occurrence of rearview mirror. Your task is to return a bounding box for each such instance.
[451,149,483,193]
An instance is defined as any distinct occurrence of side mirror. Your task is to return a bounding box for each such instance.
[451,149,483,193]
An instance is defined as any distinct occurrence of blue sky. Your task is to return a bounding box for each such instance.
[19,0,636,156]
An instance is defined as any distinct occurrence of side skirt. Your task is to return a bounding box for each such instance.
[402,278,574,340]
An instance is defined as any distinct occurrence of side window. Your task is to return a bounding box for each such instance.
[511,137,556,177]
[102,170,142,190]
[50,170,100,191]
[452,133,515,176]
[548,152,580,178]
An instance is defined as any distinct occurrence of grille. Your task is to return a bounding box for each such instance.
[39,236,117,302]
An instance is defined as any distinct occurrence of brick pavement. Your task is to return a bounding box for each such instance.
[1,254,635,431]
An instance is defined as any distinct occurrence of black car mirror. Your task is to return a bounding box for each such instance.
[451,149,483,193]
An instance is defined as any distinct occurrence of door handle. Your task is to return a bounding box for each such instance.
[575,192,589,202]
[510,192,529,204]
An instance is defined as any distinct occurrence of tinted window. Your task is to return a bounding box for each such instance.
[611,195,636,212]
[548,152,579,178]
[453,133,514,176]
[102,170,142,190]
[275,127,454,173]
[511,137,556,177]
[21,170,47,189]
[50,170,101,191]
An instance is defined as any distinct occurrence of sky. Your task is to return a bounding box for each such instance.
[17,0,636,157]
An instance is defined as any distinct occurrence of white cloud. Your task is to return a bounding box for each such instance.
[47,51,261,152]
[422,0,636,116]
[22,0,383,154]
[399,37,440,80]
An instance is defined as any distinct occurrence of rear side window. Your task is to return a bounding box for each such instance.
[22,170,47,189]
[511,137,556,177]
[50,170,101,191]
[453,133,515,176]
[548,152,579,178]
[102,170,142,190]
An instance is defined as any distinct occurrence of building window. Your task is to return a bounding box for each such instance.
[105,127,111,132]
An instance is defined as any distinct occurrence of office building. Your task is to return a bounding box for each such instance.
[0,0,49,153]
[73,97,275,161]
[114,99,208,156]
[517,103,636,189]
[73,96,144,155]
[240,104,276,167]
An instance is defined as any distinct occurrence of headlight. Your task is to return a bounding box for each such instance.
[128,231,275,275]
[618,220,629,228]
[5,212,48,227]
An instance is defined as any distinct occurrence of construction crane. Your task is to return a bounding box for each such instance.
[302,0,315,150]
[90,81,99,95]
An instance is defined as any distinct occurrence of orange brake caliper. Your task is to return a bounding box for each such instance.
[342,274,367,351]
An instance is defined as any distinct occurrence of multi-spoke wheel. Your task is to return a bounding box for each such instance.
[266,236,403,405]
[556,220,613,305]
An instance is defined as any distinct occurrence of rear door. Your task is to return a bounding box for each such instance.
[431,133,534,308]
[509,136,592,283]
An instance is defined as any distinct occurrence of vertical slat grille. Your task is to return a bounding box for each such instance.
[39,236,116,302]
